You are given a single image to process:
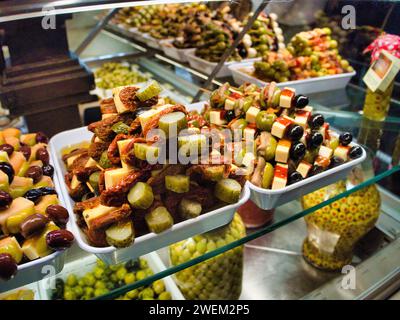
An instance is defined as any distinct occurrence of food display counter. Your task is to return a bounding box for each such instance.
[0,0,399,301]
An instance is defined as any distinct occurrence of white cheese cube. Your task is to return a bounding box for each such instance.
[102,113,117,120]
[224,98,235,110]
[245,107,260,124]
[104,168,131,190]
[318,145,333,159]
[85,157,98,168]
[272,164,288,190]
[334,146,350,161]
[271,116,293,139]
[275,139,291,163]
[83,205,118,229]
[112,86,130,114]
[209,111,227,126]
[297,161,312,178]
[242,152,256,174]
[138,104,173,129]
[279,87,295,108]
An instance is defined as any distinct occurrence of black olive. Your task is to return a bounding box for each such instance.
[39,187,57,196]
[349,146,363,159]
[36,132,49,144]
[42,164,54,178]
[24,189,43,204]
[309,114,325,129]
[309,165,323,176]
[307,131,324,148]
[0,162,14,184]
[0,190,12,210]
[0,144,14,156]
[238,46,247,58]
[290,142,306,160]
[287,124,304,141]
[339,132,353,146]
[225,110,235,122]
[329,156,344,168]
[288,171,303,184]
[294,95,309,109]
[20,145,31,161]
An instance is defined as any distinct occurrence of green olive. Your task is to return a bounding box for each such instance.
[264,136,277,161]
[256,111,276,131]
[261,162,274,189]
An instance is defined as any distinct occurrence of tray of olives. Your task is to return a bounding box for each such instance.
[39,252,184,300]
[160,39,193,63]
[0,129,74,292]
[185,49,260,78]
[229,62,356,95]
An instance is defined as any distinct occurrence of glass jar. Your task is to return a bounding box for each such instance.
[362,81,394,121]
[301,181,381,271]
[237,200,274,228]
[169,214,245,300]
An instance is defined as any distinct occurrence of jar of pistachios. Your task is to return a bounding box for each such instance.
[301,181,381,271]
[169,214,245,300]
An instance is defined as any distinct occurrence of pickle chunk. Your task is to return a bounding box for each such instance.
[105,220,134,248]
[179,198,202,219]
[165,175,189,193]
[215,179,242,204]
[127,182,154,209]
[136,80,162,101]
[159,112,187,136]
[145,206,174,233]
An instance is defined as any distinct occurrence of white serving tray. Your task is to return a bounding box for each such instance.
[0,153,70,292]
[160,39,193,63]
[229,62,356,94]
[49,125,250,265]
[38,251,185,300]
[248,137,366,210]
[185,49,260,78]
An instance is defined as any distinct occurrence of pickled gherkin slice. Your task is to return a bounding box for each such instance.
[165,175,189,193]
[214,178,241,204]
[105,220,134,248]
[159,112,187,136]
[99,151,112,169]
[145,206,173,233]
[111,121,130,135]
[261,162,274,189]
[136,80,162,102]
[89,171,101,193]
[127,182,154,209]
[134,143,159,161]
[179,198,202,219]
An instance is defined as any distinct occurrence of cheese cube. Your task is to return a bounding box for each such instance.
[102,113,117,120]
[318,145,333,159]
[70,175,80,190]
[224,98,235,110]
[242,152,256,174]
[294,109,311,128]
[271,116,293,139]
[297,161,312,178]
[85,157,98,168]
[112,86,130,114]
[245,107,260,124]
[209,110,227,126]
[104,168,131,189]
[83,205,118,229]
[279,87,295,108]
[66,154,80,169]
[275,139,291,163]
[334,145,350,161]
[117,139,134,169]
[272,163,288,190]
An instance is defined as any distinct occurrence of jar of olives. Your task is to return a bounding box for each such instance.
[301,180,381,271]
[169,214,245,300]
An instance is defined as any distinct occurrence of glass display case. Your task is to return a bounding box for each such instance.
[0,0,399,301]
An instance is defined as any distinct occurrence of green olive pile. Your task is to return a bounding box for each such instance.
[246,13,284,58]
[51,258,172,300]
[195,22,242,62]
[169,214,245,300]
[95,63,148,89]
[254,28,354,82]
[302,182,381,271]
[112,6,159,29]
